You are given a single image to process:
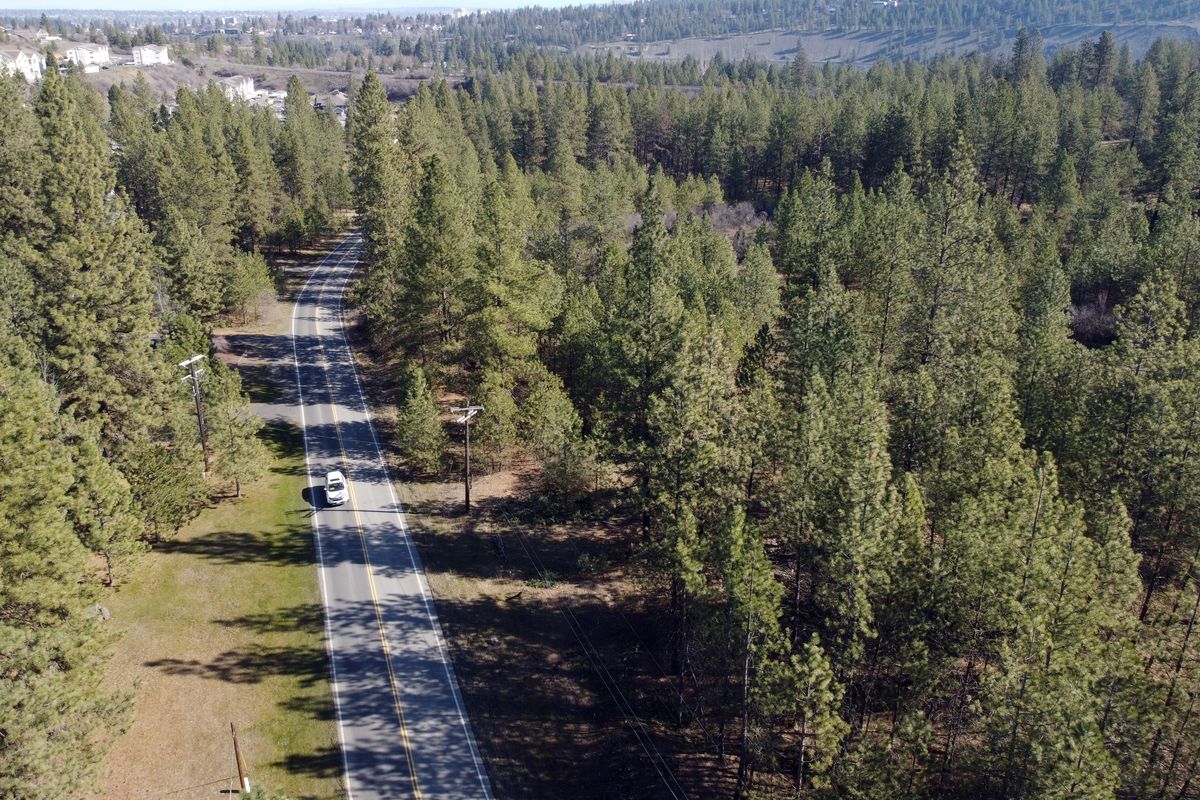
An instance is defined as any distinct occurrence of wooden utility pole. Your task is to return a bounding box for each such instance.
[180,355,210,475]
[230,722,251,794]
[451,402,484,512]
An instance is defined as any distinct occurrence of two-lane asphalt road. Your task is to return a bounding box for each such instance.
[291,232,493,800]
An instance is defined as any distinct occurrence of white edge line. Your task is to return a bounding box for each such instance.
[328,234,496,799]
[290,235,357,800]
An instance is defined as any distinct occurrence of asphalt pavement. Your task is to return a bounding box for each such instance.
[290,232,493,800]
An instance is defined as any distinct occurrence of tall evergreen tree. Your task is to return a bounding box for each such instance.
[33,70,165,445]
[0,359,131,798]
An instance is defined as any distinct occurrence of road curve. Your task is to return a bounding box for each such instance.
[290,232,493,800]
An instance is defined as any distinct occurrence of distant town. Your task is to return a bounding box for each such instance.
[0,9,485,119]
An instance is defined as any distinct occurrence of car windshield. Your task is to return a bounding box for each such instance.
[328,481,344,492]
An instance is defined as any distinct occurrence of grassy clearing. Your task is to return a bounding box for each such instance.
[98,236,349,800]
[99,420,342,800]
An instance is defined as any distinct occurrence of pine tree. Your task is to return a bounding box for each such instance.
[780,265,864,399]
[585,82,633,168]
[859,169,920,373]
[120,438,206,542]
[33,70,166,445]
[603,183,687,517]
[735,243,780,349]
[160,210,225,319]
[1014,229,1084,455]
[1074,271,1200,623]
[773,164,843,299]
[0,73,47,258]
[472,369,519,470]
[395,362,447,475]
[399,154,473,360]
[978,456,1135,800]
[159,86,237,241]
[464,159,561,374]
[226,112,278,251]
[900,138,1016,372]
[0,359,131,798]
[792,633,849,795]
[518,366,581,462]
[204,360,269,498]
[350,70,408,277]
[278,75,330,239]
[715,510,799,800]
[1130,62,1161,154]
[777,369,891,677]
[63,420,145,585]
[0,75,45,348]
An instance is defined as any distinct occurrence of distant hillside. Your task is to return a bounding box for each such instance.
[577,20,1200,67]
[451,0,1200,50]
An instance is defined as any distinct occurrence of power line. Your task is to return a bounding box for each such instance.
[508,523,689,800]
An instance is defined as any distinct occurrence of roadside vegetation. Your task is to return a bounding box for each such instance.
[0,63,344,797]
[345,28,1200,799]
[4,7,1200,799]
[100,417,340,800]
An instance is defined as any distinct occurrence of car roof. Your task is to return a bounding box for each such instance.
[325,470,345,481]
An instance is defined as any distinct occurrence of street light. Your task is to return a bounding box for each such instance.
[450,401,484,512]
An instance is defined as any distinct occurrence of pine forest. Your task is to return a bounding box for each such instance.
[3,22,1200,800]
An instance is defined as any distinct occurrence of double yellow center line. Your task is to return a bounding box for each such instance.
[314,249,423,800]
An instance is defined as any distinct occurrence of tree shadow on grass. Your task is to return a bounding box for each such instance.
[143,601,342,791]
[259,419,307,477]
[159,526,316,567]
[273,744,345,785]
[144,644,329,687]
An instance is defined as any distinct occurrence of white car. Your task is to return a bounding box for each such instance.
[324,470,349,506]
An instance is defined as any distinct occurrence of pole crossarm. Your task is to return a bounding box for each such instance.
[179,354,211,475]
[451,403,485,511]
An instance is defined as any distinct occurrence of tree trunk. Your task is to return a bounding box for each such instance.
[1158,688,1197,799]
[734,616,754,800]
[795,706,810,799]
[1144,584,1200,785]
[734,573,756,800]
[792,551,804,648]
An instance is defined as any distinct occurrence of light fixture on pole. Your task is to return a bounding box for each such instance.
[450,401,484,512]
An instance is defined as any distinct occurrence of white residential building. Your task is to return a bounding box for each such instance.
[62,43,110,68]
[132,44,170,66]
[219,75,255,102]
[0,49,46,82]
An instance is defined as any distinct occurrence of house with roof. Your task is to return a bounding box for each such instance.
[132,44,170,66]
[0,49,46,82]
[62,43,110,68]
